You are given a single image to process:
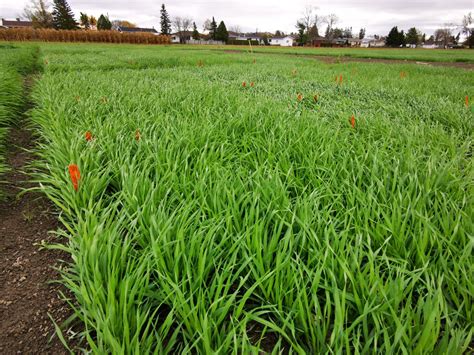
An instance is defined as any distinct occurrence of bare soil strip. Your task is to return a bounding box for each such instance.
[0,79,70,354]
[223,49,474,70]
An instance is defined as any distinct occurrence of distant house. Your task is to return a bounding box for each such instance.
[228,32,263,43]
[0,18,33,28]
[347,38,362,47]
[227,31,240,40]
[310,36,332,47]
[422,39,439,49]
[361,37,385,48]
[268,36,293,47]
[171,31,193,43]
[117,26,159,34]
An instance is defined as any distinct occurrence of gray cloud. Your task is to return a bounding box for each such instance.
[0,0,471,36]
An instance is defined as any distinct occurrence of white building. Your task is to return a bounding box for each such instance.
[361,37,385,48]
[268,36,293,47]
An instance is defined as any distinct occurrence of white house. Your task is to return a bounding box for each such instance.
[268,36,293,47]
[361,37,385,48]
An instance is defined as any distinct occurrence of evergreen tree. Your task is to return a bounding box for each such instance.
[296,21,307,45]
[80,12,90,29]
[192,22,200,40]
[210,17,217,40]
[216,21,229,42]
[385,26,400,47]
[160,4,171,35]
[422,33,426,43]
[358,28,365,39]
[52,0,78,30]
[97,14,112,30]
[308,25,319,40]
[398,30,406,46]
[406,27,420,45]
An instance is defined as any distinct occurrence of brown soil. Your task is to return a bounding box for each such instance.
[223,49,474,70]
[0,84,72,353]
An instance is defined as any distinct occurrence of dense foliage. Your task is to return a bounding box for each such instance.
[27,44,473,353]
[97,14,112,31]
[52,0,78,30]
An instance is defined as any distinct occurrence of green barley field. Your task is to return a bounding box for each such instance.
[3,43,474,353]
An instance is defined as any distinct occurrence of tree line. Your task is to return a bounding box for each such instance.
[23,0,140,31]
[18,1,474,48]
[160,5,229,43]
[294,6,473,48]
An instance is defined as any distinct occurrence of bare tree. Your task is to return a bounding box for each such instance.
[202,18,212,33]
[173,16,193,43]
[23,0,53,28]
[324,13,338,39]
[462,12,473,48]
[229,25,242,34]
[434,25,453,48]
[299,5,322,42]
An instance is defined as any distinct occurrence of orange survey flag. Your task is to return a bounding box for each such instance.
[297,93,303,101]
[350,115,356,128]
[68,164,80,191]
[135,129,141,141]
[466,96,469,107]
[85,131,92,141]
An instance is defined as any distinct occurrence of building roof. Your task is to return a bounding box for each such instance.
[1,18,33,27]
[117,26,157,33]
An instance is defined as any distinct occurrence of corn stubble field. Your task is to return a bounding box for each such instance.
[1,43,473,353]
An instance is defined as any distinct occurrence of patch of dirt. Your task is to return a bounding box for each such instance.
[222,49,474,70]
[0,99,73,352]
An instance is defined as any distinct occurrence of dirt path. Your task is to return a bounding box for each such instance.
[0,79,71,354]
[222,49,474,70]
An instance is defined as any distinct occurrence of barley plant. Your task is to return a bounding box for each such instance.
[22,43,474,353]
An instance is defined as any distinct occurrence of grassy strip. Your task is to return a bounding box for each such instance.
[0,45,40,198]
[30,44,473,353]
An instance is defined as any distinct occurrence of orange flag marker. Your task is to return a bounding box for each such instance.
[68,164,80,191]
[350,115,356,128]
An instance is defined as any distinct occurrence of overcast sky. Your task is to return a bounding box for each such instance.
[0,0,471,36]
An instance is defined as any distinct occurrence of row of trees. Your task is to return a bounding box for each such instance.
[294,7,367,45]
[386,20,472,48]
[160,4,229,43]
[19,1,474,48]
[23,0,136,31]
[293,6,473,48]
